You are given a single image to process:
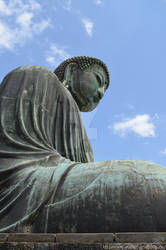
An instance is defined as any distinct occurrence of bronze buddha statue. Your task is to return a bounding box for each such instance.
[0,56,166,233]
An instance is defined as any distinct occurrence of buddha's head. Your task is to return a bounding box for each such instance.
[54,56,110,112]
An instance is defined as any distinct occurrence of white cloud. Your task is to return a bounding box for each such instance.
[16,12,33,31]
[110,114,155,137]
[59,0,72,11]
[0,0,41,16]
[0,22,16,49]
[51,44,70,60]
[0,0,12,15]
[94,0,102,5]
[160,148,166,155]
[46,56,56,66]
[46,44,70,67]
[0,0,51,51]
[32,19,51,33]
[28,0,41,10]
[82,18,94,37]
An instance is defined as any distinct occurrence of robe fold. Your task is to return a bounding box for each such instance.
[0,66,93,232]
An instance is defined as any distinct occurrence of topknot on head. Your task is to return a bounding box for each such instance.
[54,56,110,89]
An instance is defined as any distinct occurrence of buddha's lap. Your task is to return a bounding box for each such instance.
[55,159,166,200]
[33,159,166,233]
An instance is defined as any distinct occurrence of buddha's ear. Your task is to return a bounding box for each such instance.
[64,63,79,82]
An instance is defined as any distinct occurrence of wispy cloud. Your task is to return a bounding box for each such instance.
[46,44,70,68]
[0,0,12,15]
[28,0,41,10]
[59,0,72,11]
[110,114,156,137]
[94,0,102,5]
[0,22,16,49]
[32,19,51,33]
[82,18,94,37]
[16,12,34,36]
[0,0,41,16]
[0,0,51,51]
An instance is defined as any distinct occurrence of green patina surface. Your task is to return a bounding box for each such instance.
[0,57,166,233]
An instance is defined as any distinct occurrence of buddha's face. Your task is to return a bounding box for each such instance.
[66,64,108,112]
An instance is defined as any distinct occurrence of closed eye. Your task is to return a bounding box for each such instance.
[96,74,102,86]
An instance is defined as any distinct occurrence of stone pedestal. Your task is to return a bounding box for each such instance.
[0,233,166,249]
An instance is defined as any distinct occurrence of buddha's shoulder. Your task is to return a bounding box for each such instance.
[5,65,60,84]
[12,65,53,74]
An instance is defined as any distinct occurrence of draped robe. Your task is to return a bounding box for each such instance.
[1,66,166,233]
[0,66,93,232]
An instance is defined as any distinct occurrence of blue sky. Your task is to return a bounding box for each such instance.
[0,0,166,166]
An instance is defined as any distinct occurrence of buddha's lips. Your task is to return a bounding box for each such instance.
[93,95,101,103]
[71,88,100,111]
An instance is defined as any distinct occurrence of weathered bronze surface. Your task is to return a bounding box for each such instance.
[0,57,166,233]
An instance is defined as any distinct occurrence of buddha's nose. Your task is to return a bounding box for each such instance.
[98,87,104,99]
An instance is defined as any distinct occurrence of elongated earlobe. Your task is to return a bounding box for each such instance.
[64,63,78,80]
[62,62,78,89]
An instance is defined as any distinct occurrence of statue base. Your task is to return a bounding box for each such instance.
[0,233,166,249]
